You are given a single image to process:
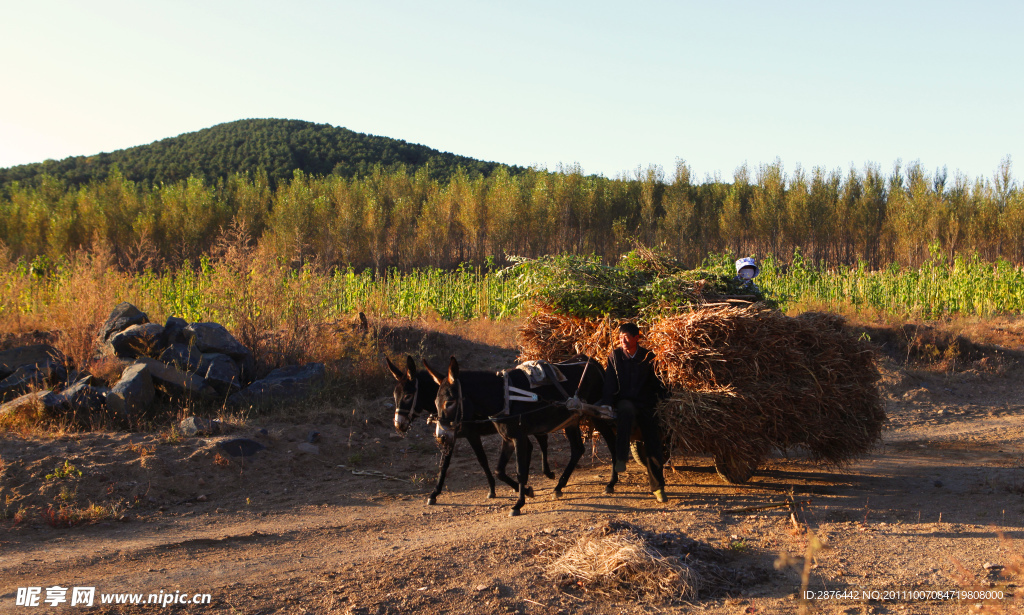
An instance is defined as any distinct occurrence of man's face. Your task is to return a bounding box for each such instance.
[619,331,639,354]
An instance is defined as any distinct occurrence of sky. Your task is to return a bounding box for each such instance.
[1,0,1021,183]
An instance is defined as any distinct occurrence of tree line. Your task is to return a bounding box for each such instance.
[1,157,1021,272]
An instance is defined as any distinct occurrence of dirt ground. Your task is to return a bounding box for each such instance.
[3,318,1024,614]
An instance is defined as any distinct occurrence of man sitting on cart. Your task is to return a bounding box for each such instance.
[600,322,669,503]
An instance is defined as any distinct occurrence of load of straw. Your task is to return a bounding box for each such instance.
[655,306,884,472]
[517,304,886,474]
[516,308,616,364]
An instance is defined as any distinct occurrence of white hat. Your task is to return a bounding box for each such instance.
[735,257,760,277]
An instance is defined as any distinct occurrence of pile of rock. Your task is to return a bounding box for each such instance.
[0,302,326,423]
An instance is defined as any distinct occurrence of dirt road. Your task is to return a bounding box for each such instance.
[3,357,1024,614]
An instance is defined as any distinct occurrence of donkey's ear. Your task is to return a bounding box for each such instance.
[423,359,444,385]
[405,355,416,379]
[447,356,460,385]
[385,356,404,381]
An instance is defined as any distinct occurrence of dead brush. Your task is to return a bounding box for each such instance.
[40,501,115,528]
[88,356,129,386]
[46,250,129,372]
[544,522,702,601]
[128,442,156,458]
[0,242,36,335]
[204,223,361,376]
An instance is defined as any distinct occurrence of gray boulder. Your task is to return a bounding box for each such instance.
[57,376,105,405]
[217,438,265,457]
[160,316,189,347]
[184,323,255,383]
[109,323,166,359]
[0,390,53,419]
[158,343,202,373]
[0,344,65,378]
[98,302,149,343]
[199,353,241,396]
[0,359,67,401]
[179,416,222,436]
[229,363,325,407]
[0,387,104,420]
[44,376,108,421]
[134,357,213,399]
[107,363,155,420]
[184,322,249,357]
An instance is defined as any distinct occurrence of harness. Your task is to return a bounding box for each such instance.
[408,377,420,419]
[435,378,466,435]
[396,377,420,422]
[439,359,602,431]
[502,371,538,416]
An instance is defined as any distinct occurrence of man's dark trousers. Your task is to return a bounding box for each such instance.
[615,399,665,492]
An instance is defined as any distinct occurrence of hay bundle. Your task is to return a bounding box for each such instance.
[545,522,702,600]
[516,306,620,364]
[649,307,885,468]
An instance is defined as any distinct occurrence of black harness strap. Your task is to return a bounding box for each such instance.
[542,361,571,401]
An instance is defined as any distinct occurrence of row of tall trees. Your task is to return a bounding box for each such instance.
[1,158,1021,271]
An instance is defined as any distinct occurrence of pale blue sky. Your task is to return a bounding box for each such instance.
[1,0,1020,182]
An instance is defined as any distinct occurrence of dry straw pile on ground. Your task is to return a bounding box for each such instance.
[518,304,886,477]
[544,522,702,600]
[542,521,766,601]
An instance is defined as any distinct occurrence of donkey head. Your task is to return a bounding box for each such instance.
[425,356,461,449]
[386,355,420,434]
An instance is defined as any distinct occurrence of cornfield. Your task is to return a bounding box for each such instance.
[1,251,1023,334]
[757,251,1024,318]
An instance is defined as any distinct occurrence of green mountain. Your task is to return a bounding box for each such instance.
[0,118,522,188]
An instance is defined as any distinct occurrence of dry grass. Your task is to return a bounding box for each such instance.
[40,501,121,528]
[0,246,128,373]
[544,522,701,600]
[541,521,768,603]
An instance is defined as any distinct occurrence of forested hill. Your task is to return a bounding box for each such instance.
[0,119,522,188]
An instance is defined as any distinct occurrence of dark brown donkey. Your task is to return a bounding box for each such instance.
[426,356,618,516]
[386,355,555,505]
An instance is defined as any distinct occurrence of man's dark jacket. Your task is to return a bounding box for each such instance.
[600,346,667,411]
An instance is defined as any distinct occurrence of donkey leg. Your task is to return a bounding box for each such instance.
[428,443,457,505]
[535,433,556,480]
[553,426,585,497]
[510,436,533,517]
[465,434,498,499]
[594,422,619,494]
[494,438,522,494]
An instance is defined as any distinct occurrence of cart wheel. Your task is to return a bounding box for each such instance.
[630,440,648,467]
[713,454,756,484]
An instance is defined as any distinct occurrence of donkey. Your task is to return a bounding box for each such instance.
[426,355,618,516]
[386,355,555,505]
